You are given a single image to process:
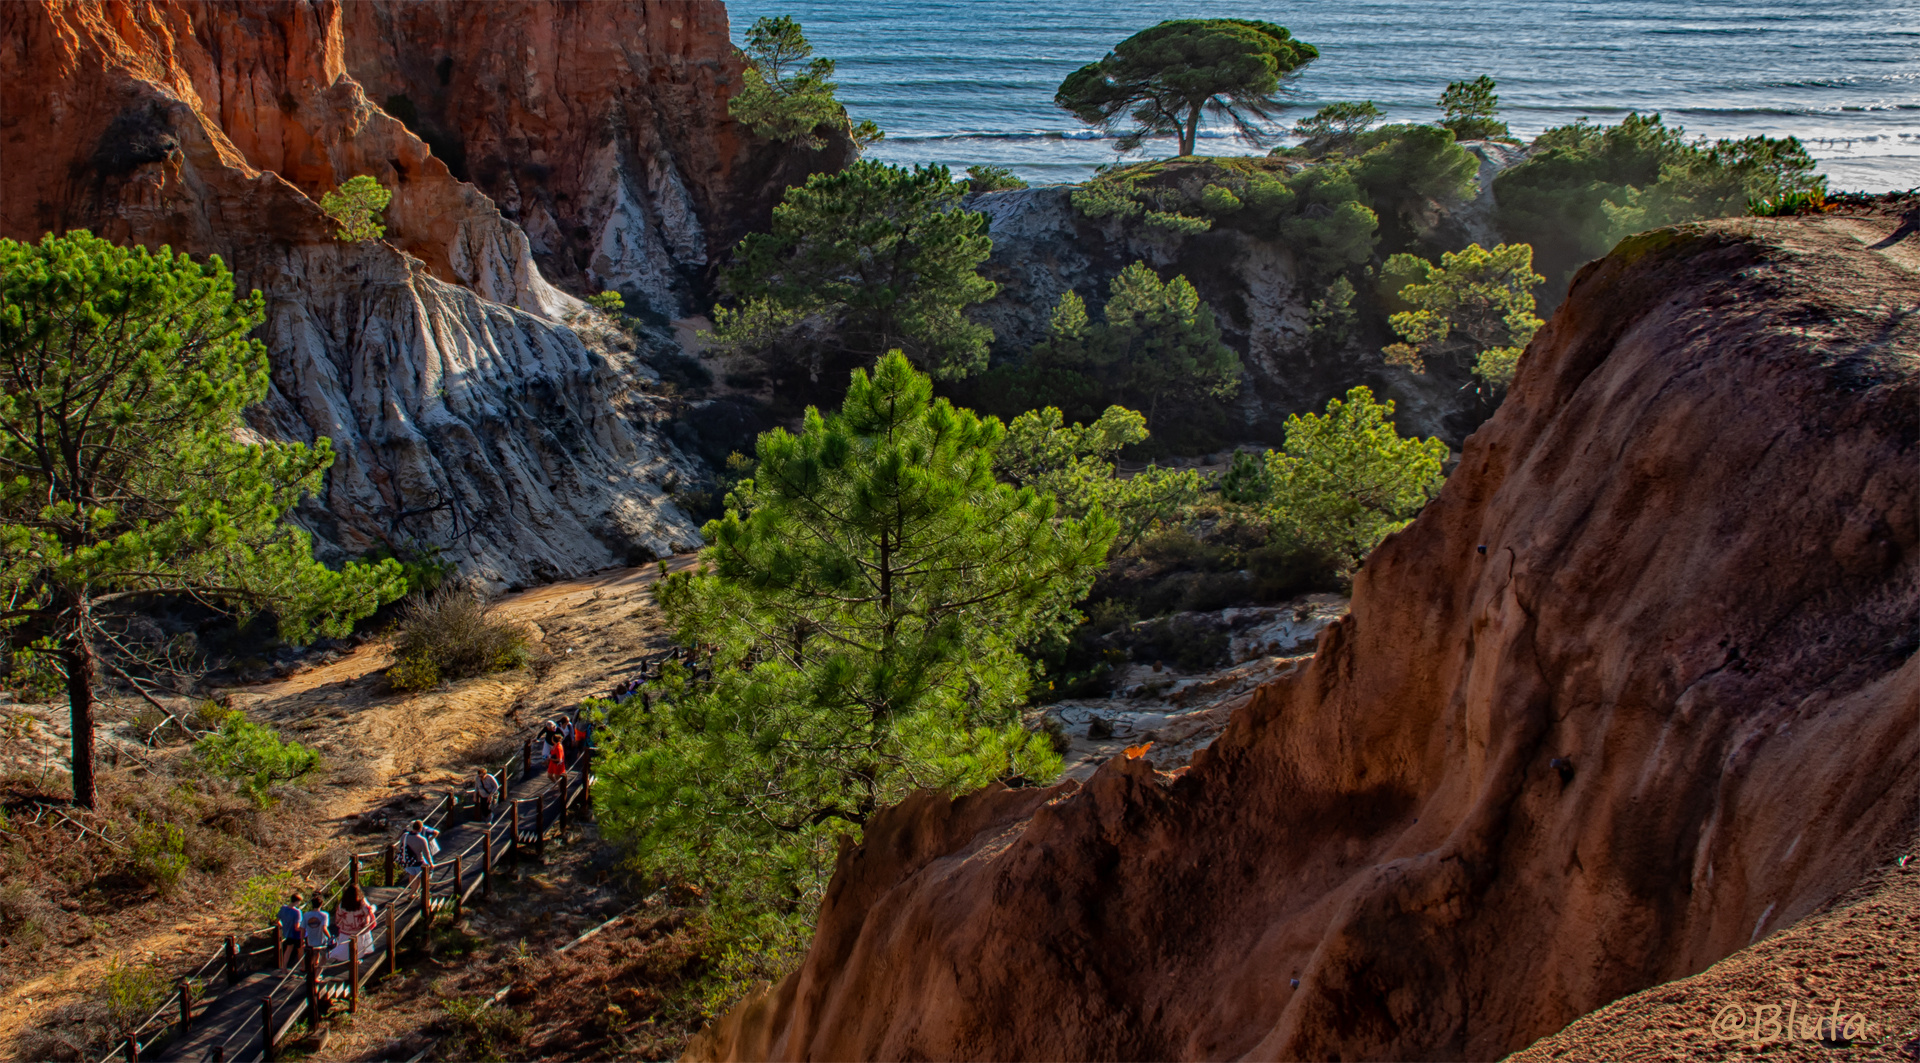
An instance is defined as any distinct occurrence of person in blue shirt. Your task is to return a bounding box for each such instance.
[277,891,305,968]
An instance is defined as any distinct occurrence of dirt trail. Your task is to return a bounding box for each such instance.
[1,559,694,1059]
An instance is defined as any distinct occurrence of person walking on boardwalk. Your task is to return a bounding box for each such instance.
[301,902,333,964]
[277,890,305,968]
[328,883,377,963]
[400,819,441,880]
[544,729,566,782]
[473,766,501,820]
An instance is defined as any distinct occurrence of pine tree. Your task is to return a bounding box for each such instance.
[709,161,997,380]
[0,232,406,807]
[596,353,1114,905]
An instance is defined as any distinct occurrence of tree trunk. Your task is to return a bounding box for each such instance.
[1182,104,1202,157]
[66,632,97,810]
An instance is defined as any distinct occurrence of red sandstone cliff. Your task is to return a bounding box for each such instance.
[340,1,853,315]
[1,1,825,586]
[693,204,1920,1061]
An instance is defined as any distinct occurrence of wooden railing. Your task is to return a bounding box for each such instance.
[100,710,593,1062]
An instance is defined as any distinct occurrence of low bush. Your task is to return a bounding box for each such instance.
[1125,615,1230,672]
[127,819,189,892]
[436,998,528,1062]
[388,588,531,693]
[194,712,319,806]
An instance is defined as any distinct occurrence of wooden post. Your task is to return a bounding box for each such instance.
[261,996,276,1063]
[511,802,521,857]
[178,979,191,1034]
[385,906,398,978]
[420,862,433,935]
[452,854,463,920]
[212,1047,224,1062]
[483,828,494,901]
[581,745,593,820]
[536,793,547,858]
[304,945,320,1019]
[124,1035,138,1062]
[225,934,239,986]
[384,841,394,887]
[350,852,360,890]
[348,937,360,1013]
[558,770,569,830]
[522,738,533,780]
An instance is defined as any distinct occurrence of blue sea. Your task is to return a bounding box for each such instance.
[726,1,1920,191]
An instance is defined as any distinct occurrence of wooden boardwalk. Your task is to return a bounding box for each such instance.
[124,727,594,1063]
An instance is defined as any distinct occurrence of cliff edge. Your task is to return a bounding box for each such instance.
[693,202,1920,1060]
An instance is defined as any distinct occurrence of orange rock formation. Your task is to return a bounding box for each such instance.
[694,205,1920,1060]
[1,1,826,585]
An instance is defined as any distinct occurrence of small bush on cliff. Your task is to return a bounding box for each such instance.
[707,161,997,381]
[597,354,1112,977]
[319,174,392,243]
[1437,75,1510,142]
[1262,386,1448,572]
[1029,262,1241,430]
[995,404,1205,553]
[1382,242,1544,393]
[964,165,1028,194]
[1292,100,1383,154]
[387,587,531,692]
[729,16,878,151]
[1495,113,1825,289]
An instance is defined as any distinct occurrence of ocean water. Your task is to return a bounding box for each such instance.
[725,0,1920,190]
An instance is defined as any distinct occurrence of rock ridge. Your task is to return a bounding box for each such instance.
[692,203,1920,1061]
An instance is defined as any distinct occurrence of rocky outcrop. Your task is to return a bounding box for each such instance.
[1,1,816,587]
[339,1,857,321]
[692,202,1920,1060]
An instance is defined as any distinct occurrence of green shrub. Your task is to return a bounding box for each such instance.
[1220,450,1273,504]
[194,711,319,806]
[128,819,189,893]
[101,956,168,1034]
[236,871,296,925]
[1749,188,1828,217]
[1438,76,1510,141]
[436,999,528,1063]
[319,175,392,243]
[388,588,531,691]
[2,637,64,702]
[1127,615,1229,672]
[1494,113,1825,289]
[964,165,1028,194]
[1263,386,1448,573]
[386,651,441,694]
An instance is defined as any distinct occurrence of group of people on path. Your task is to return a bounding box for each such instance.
[276,885,377,968]
[272,712,595,972]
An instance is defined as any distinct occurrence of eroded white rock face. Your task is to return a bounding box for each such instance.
[249,243,702,590]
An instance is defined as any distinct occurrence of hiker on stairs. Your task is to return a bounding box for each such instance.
[544,730,566,783]
[277,890,305,968]
[473,765,502,820]
[328,883,377,962]
[401,819,441,880]
[301,903,333,964]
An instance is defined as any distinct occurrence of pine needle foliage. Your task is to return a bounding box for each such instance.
[596,353,1114,927]
[1057,20,1319,157]
[0,232,405,807]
